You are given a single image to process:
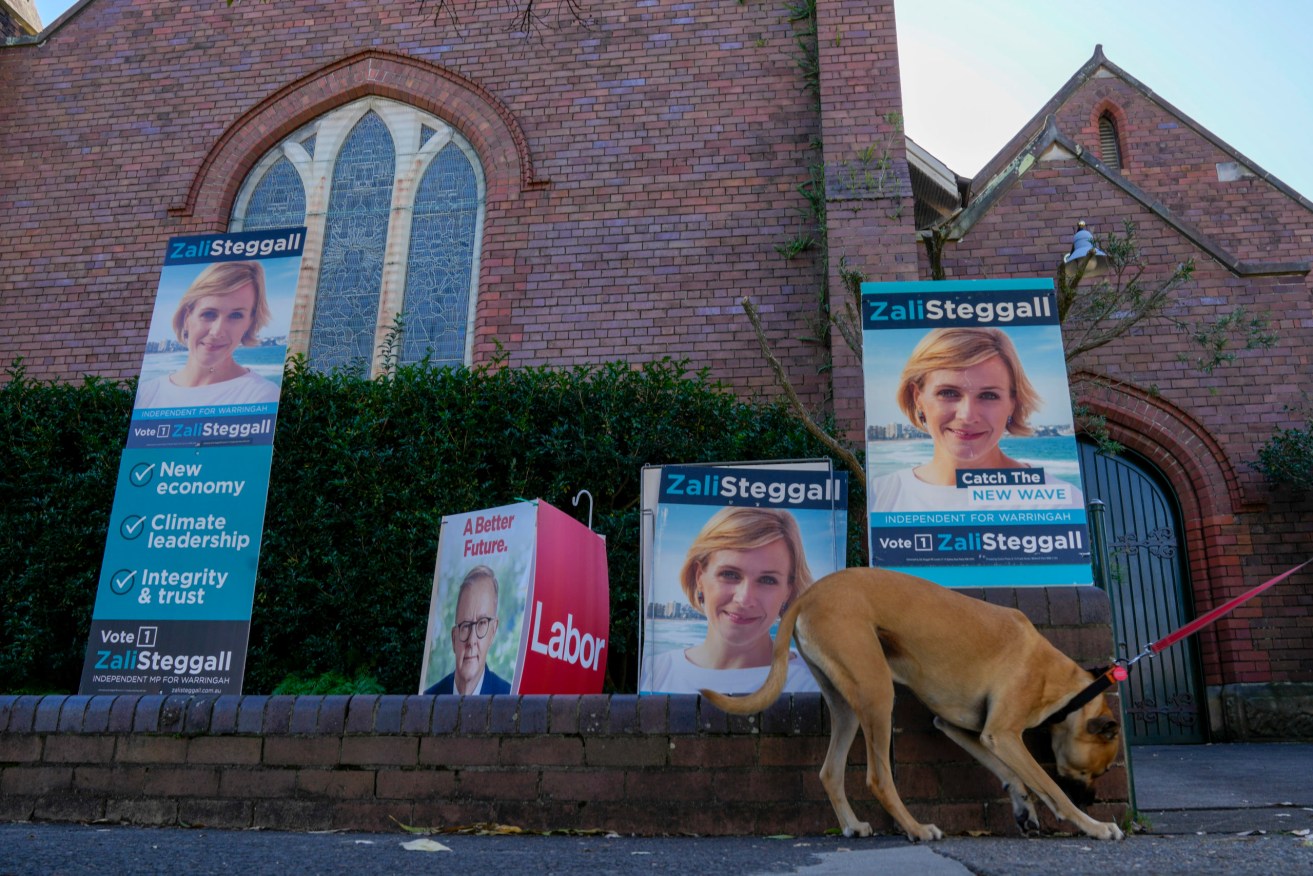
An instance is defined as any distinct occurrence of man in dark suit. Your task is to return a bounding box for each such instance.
[424,565,511,695]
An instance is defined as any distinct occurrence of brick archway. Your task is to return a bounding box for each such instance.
[172,49,546,226]
[1074,374,1260,684]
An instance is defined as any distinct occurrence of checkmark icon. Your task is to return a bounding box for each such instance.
[110,569,137,595]
[120,515,146,540]
[130,462,156,486]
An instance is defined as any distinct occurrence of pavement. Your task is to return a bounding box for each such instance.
[2,743,1312,875]
[1129,741,1313,833]
[921,742,1313,876]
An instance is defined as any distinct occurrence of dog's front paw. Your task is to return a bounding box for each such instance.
[1006,785,1040,835]
[842,821,873,838]
[907,823,944,843]
[1088,821,1124,841]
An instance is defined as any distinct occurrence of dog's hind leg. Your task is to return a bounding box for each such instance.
[933,717,1040,835]
[815,667,942,841]
[853,687,944,843]
[802,616,943,842]
[816,692,874,838]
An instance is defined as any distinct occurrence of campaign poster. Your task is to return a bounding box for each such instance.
[862,278,1092,586]
[420,502,535,695]
[514,501,610,694]
[419,500,609,695]
[638,462,848,695]
[80,228,306,695]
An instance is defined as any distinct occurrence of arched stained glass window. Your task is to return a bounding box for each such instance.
[242,157,307,232]
[228,97,486,376]
[309,111,395,371]
[403,143,480,366]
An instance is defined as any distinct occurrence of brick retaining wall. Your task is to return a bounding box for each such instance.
[0,588,1129,836]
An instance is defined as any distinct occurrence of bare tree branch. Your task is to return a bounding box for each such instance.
[509,0,590,33]
[741,296,866,490]
[422,0,591,35]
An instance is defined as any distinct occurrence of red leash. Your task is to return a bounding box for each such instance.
[1040,558,1310,724]
[1125,556,1313,669]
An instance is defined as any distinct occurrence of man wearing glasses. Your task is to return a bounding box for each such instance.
[424,565,512,695]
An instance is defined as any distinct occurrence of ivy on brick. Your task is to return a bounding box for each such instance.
[1253,404,1313,492]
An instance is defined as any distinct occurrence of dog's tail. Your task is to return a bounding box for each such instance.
[699,598,802,714]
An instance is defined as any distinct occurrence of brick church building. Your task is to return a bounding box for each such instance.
[3,0,1310,740]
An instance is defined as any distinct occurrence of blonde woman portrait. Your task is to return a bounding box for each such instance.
[134,260,282,408]
[646,506,821,694]
[869,326,1083,512]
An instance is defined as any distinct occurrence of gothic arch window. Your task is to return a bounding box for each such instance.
[230,97,486,375]
[1098,111,1123,171]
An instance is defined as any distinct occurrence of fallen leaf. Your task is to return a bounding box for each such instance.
[401,838,452,853]
[389,816,437,836]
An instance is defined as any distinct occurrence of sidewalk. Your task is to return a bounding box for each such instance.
[1129,742,1313,834]
[921,742,1313,875]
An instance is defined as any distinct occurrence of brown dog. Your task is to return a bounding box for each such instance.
[700,568,1123,842]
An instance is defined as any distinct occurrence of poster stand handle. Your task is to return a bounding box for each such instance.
[573,489,594,530]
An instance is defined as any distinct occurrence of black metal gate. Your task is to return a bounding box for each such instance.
[1078,439,1207,744]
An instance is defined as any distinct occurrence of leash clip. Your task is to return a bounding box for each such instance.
[1110,645,1154,682]
[1123,644,1155,670]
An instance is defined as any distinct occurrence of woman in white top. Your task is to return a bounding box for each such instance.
[134,260,281,409]
[646,506,820,695]
[871,327,1081,511]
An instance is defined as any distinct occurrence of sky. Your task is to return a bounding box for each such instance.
[31,0,1313,200]
[895,0,1313,199]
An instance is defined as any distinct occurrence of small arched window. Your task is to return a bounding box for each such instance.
[230,97,486,375]
[1098,112,1123,171]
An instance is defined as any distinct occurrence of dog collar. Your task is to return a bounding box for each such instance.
[1039,664,1128,726]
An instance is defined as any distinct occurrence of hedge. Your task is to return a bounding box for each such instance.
[1,358,864,694]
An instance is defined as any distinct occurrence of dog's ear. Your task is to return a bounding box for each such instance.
[1086,715,1119,741]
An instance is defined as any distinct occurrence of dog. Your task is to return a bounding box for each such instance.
[700,568,1124,842]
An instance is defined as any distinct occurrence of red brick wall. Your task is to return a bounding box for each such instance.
[0,0,831,408]
[816,0,918,441]
[0,587,1128,836]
